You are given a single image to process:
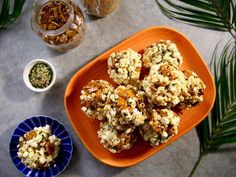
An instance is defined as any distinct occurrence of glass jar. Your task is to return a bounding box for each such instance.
[84,0,120,17]
[31,0,86,51]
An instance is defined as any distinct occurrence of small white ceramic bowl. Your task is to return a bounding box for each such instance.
[23,59,56,92]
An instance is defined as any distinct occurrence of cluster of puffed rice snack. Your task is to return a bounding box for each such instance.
[17,125,61,169]
[178,70,206,109]
[97,122,137,153]
[80,80,114,120]
[80,40,206,152]
[139,109,180,146]
[142,63,186,108]
[107,48,142,85]
[142,40,183,69]
[105,85,148,128]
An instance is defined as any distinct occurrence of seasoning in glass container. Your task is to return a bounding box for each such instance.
[31,0,86,51]
[29,63,53,89]
[84,0,120,17]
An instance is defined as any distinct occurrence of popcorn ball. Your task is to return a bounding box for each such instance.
[80,80,114,120]
[139,109,180,147]
[107,48,142,85]
[104,85,148,130]
[142,40,183,69]
[178,70,206,109]
[142,63,185,108]
[97,122,137,153]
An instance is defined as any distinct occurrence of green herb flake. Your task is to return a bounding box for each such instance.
[29,63,53,89]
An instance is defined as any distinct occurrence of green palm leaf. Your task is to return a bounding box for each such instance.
[191,41,236,177]
[156,0,236,39]
[0,0,25,28]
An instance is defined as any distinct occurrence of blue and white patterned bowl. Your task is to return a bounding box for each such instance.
[9,115,73,177]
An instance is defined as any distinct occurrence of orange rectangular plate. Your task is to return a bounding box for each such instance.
[64,26,216,167]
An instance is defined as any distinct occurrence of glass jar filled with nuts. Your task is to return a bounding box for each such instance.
[31,0,86,51]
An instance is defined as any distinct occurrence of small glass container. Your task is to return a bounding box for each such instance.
[31,0,86,51]
[84,0,120,17]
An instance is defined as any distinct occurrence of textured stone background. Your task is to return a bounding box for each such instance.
[0,0,235,177]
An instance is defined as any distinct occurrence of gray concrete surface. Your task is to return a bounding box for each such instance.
[0,0,235,177]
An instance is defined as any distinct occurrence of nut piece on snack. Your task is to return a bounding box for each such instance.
[97,122,137,153]
[80,80,114,120]
[17,125,61,169]
[142,63,185,108]
[139,109,180,147]
[104,85,148,130]
[178,70,206,109]
[107,48,142,85]
[142,40,183,69]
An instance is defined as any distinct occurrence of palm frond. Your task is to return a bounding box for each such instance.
[190,41,236,177]
[198,41,236,154]
[155,0,236,39]
[0,0,25,28]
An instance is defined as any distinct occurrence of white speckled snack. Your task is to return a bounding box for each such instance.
[142,63,185,108]
[139,109,180,147]
[142,40,183,69]
[178,70,206,109]
[107,48,142,85]
[104,85,148,130]
[80,80,114,120]
[17,125,61,169]
[97,122,137,153]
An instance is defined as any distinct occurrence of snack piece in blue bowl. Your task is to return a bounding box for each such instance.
[9,115,73,177]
